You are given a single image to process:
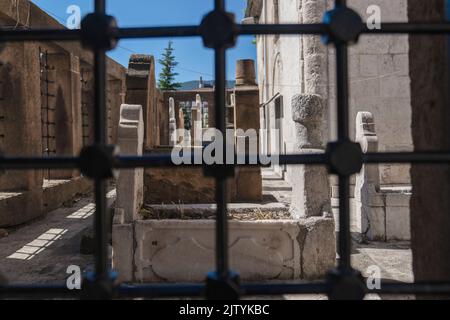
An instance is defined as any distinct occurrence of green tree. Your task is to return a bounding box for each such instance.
[157,41,181,90]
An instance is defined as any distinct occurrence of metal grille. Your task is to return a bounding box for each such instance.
[1,0,450,299]
[81,69,93,147]
[39,48,56,180]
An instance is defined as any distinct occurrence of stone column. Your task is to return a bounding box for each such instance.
[354,112,385,241]
[236,59,256,86]
[290,94,330,218]
[168,97,177,146]
[234,59,263,202]
[0,42,43,227]
[301,0,334,212]
[301,0,328,98]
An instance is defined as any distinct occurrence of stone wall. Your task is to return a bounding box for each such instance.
[408,0,450,285]
[247,0,412,187]
[0,0,126,227]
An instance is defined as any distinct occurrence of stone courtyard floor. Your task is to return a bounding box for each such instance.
[0,171,414,299]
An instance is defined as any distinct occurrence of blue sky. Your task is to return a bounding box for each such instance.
[30,0,256,82]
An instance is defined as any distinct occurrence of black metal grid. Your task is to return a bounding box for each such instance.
[1,0,450,299]
[39,48,56,180]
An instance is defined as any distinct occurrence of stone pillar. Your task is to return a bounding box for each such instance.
[290,94,330,218]
[0,42,43,227]
[125,55,156,150]
[115,104,144,224]
[234,59,263,202]
[408,0,450,288]
[301,0,333,210]
[236,59,256,86]
[354,112,385,241]
[168,97,177,146]
[191,94,203,147]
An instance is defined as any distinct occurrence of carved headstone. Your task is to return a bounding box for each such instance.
[355,112,380,189]
[115,104,144,224]
[354,111,384,241]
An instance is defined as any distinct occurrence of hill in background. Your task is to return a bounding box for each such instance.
[178,80,236,91]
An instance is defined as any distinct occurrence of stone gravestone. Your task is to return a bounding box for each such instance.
[191,94,203,147]
[178,107,185,145]
[234,60,263,202]
[354,111,385,240]
[113,104,144,282]
[168,97,177,146]
[115,104,144,224]
[290,94,331,219]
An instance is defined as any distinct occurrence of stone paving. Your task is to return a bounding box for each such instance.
[0,190,115,285]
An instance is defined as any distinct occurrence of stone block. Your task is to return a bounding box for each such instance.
[380,76,410,98]
[235,167,263,202]
[359,55,379,77]
[134,220,299,282]
[385,192,411,207]
[299,217,336,279]
[0,191,42,228]
[386,205,411,241]
[112,223,134,283]
[353,200,386,241]
[42,177,91,213]
[131,216,335,283]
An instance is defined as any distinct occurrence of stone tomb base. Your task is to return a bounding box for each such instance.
[112,206,335,283]
[0,177,92,228]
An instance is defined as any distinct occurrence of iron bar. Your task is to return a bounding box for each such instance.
[92,0,109,280]
[2,152,450,170]
[4,23,450,43]
[335,39,352,271]
[214,44,229,278]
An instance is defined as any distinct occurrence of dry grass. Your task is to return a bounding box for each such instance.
[139,205,291,221]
